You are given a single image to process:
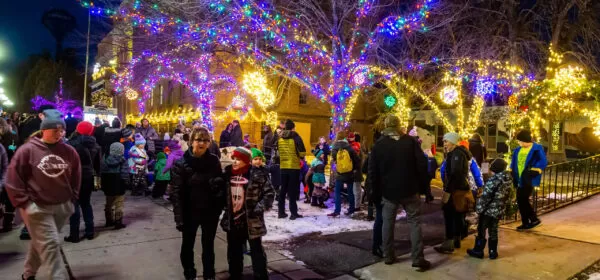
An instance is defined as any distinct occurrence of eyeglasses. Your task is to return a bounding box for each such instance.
[193,138,211,143]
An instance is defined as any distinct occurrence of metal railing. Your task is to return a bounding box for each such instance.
[506,154,600,222]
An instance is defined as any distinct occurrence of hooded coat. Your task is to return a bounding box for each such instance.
[101,154,128,196]
[154,152,171,181]
[509,143,547,188]
[276,130,306,170]
[68,134,102,180]
[331,140,361,182]
[368,128,428,203]
[476,171,514,219]
[443,145,472,193]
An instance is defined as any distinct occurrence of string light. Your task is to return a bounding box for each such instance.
[242,71,275,108]
[125,87,139,100]
[440,85,459,105]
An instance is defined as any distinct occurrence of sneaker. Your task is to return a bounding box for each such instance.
[412,259,431,271]
[327,212,340,217]
[524,219,541,230]
[516,224,528,231]
[64,236,80,243]
[290,214,303,220]
[278,213,288,219]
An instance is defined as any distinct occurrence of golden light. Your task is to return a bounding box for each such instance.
[125,87,139,100]
[242,71,275,109]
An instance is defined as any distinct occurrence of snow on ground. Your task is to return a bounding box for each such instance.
[589,273,600,280]
[263,192,406,243]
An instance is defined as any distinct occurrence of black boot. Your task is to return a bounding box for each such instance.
[466,236,486,259]
[104,211,114,227]
[64,235,80,243]
[453,236,461,249]
[114,219,126,230]
[489,239,498,259]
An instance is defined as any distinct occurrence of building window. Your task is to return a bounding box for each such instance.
[476,123,498,151]
[299,89,308,105]
[436,125,445,148]
[159,84,164,105]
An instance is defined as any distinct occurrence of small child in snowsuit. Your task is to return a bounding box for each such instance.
[307,151,327,208]
[101,142,129,229]
[129,133,149,196]
[221,147,274,280]
[467,158,513,260]
[153,152,170,198]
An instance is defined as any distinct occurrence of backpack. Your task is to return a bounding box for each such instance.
[336,148,353,174]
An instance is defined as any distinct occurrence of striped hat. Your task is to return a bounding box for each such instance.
[232,147,252,164]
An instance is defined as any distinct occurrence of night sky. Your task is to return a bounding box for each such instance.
[0,0,99,72]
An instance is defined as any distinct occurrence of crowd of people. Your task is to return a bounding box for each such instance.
[0,107,548,279]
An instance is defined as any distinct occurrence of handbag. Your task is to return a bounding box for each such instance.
[452,189,475,213]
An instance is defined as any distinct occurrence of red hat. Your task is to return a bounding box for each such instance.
[348,132,355,141]
[232,147,252,165]
[76,121,95,136]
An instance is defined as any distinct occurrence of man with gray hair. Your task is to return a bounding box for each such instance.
[368,115,430,270]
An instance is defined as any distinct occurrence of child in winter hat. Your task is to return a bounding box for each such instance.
[40,109,66,130]
[110,141,125,156]
[467,157,513,260]
[101,142,129,229]
[232,147,252,166]
[134,133,146,147]
[76,121,95,136]
[251,148,266,167]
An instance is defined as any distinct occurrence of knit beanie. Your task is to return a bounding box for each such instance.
[109,142,125,156]
[251,148,265,161]
[134,133,146,146]
[121,128,134,139]
[443,132,460,145]
[76,121,95,136]
[285,119,295,130]
[232,147,252,165]
[384,115,400,129]
[516,130,532,143]
[490,158,508,174]
[40,109,66,130]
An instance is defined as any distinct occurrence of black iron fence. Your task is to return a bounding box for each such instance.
[505,154,600,222]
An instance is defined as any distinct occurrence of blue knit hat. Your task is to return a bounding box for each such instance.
[134,133,146,146]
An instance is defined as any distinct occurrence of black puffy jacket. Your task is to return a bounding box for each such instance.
[368,130,428,203]
[170,150,224,227]
[68,135,102,179]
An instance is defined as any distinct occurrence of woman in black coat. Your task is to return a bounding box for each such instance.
[219,123,233,148]
[170,127,225,280]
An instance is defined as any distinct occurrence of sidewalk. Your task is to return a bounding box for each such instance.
[0,192,341,280]
[354,194,600,280]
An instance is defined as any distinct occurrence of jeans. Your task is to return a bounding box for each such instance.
[382,196,425,264]
[517,184,537,224]
[279,169,300,216]
[477,214,499,241]
[372,201,383,251]
[180,215,219,279]
[69,178,94,236]
[443,200,465,240]
[21,202,74,279]
[353,182,362,209]
[227,230,268,280]
[334,178,355,214]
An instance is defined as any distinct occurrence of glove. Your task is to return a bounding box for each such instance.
[527,169,541,177]
[176,224,184,232]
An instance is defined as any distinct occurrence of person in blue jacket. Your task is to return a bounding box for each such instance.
[509,130,547,230]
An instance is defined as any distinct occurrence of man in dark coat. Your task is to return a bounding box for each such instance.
[19,105,55,144]
[368,115,430,269]
[229,120,244,147]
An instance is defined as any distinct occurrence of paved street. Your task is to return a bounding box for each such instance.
[2,190,600,279]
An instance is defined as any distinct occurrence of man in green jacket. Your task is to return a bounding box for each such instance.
[276,119,306,220]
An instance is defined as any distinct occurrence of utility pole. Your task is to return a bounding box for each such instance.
[83,9,91,107]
